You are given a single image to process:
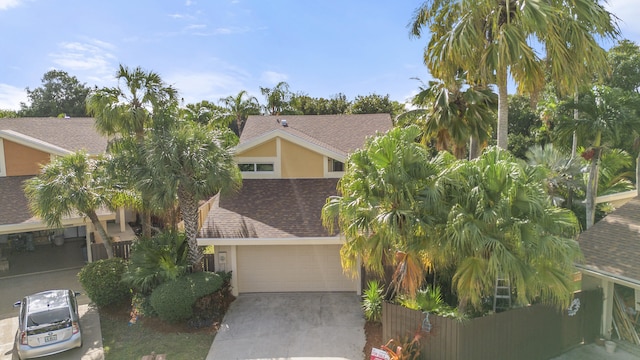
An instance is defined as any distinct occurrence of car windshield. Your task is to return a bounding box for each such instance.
[27,308,70,327]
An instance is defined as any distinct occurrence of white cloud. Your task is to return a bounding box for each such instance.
[166,71,248,104]
[0,0,22,11]
[49,39,116,77]
[606,0,640,38]
[260,71,288,85]
[0,83,27,110]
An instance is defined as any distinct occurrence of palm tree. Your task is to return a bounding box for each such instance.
[260,81,293,115]
[410,0,618,149]
[87,64,178,237]
[24,152,116,258]
[441,147,581,311]
[145,110,242,271]
[525,144,583,208]
[323,125,448,297]
[555,85,640,228]
[219,90,260,135]
[180,100,227,127]
[397,76,496,159]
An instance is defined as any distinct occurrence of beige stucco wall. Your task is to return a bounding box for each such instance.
[280,139,323,178]
[3,139,50,176]
[238,139,277,157]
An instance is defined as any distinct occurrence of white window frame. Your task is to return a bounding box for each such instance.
[236,156,279,178]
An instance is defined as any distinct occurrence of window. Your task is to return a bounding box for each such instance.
[328,158,344,172]
[238,163,274,172]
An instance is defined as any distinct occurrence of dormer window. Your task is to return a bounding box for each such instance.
[239,163,274,172]
[328,158,344,172]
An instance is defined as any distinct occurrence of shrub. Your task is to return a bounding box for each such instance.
[150,271,225,323]
[362,280,384,322]
[78,258,130,307]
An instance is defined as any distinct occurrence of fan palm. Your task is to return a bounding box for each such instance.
[220,90,260,134]
[24,152,116,258]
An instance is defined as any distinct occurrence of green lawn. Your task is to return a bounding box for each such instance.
[100,312,215,360]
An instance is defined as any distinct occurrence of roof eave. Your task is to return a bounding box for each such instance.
[197,236,343,246]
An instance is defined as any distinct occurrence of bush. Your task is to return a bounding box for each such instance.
[362,280,384,322]
[78,258,130,307]
[150,271,225,323]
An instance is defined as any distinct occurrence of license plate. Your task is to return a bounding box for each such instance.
[44,334,57,343]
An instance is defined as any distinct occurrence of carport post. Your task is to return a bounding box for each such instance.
[85,222,93,263]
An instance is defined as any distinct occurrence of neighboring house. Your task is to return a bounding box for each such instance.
[578,195,640,340]
[0,117,131,269]
[198,114,393,296]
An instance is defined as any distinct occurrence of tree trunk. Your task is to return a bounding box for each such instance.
[585,133,602,229]
[178,184,203,272]
[469,135,481,160]
[496,67,509,150]
[142,209,152,238]
[86,211,113,258]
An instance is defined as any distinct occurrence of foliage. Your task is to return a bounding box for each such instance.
[399,285,443,312]
[362,280,385,322]
[149,271,225,323]
[525,144,583,207]
[290,92,351,115]
[78,258,130,308]
[381,332,422,360]
[219,90,261,134]
[349,93,405,118]
[122,231,189,294]
[260,81,295,115]
[180,100,227,127]
[410,0,618,149]
[19,70,90,117]
[607,39,640,93]
[0,109,18,118]
[23,151,117,258]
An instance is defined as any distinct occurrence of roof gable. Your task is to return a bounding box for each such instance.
[239,114,393,156]
[578,196,640,284]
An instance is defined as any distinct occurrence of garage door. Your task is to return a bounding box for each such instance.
[236,244,357,293]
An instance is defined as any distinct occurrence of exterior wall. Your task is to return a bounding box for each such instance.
[3,139,50,176]
[238,139,277,157]
[280,139,324,178]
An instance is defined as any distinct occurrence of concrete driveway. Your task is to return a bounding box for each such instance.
[0,268,104,360]
[207,292,365,360]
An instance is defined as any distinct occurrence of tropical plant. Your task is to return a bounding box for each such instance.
[144,110,242,271]
[122,231,189,294]
[410,0,618,149]
[399,285,446,313]
[24,152,116,258]
[525,144,583,207]
[219,90,260,134]
[260,81,293,115]
[180,100,227,127]
[441,147,581,311]
[362,280,385,322]
[78,258,131,307]
[381,332,422,360]
[554,85,640,228]
[87,64,178,237]
[322,125,448,298]
[398,76,496,159]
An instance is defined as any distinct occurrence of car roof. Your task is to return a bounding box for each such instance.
[26,290,70,313]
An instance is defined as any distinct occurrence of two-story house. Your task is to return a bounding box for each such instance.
[197,114,393,296]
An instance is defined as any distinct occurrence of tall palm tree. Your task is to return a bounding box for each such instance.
[555,85,640,228]
[219,90,260,135]
[87,64,178,236]
[145,110,242,271]
[323,125,448,297]
[442,147,581,311]
[260,81,293,115]
[398,76,496,159]
[410,0,618,149]
[24,152,116,258]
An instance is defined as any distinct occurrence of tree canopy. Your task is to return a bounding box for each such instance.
[19,70,91,117]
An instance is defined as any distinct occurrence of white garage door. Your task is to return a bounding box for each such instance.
[236,244,357,293]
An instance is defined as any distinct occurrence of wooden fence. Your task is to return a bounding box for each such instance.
[91,240,216,272]
[382,289,602,360]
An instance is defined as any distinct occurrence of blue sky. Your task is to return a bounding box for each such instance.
[1,0,639,111]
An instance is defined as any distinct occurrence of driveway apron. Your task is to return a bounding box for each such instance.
[207,292,365,360]
[0,268,104,360]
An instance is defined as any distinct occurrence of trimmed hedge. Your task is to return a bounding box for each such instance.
[78,258,130,307]
[150,271,225,323]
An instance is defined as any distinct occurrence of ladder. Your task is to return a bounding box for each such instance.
[493,276,512,312]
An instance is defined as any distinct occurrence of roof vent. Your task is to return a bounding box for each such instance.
[281,119,288,127]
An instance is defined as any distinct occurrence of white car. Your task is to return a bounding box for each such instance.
[14,290,82,359]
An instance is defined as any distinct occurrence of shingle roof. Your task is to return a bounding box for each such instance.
[0,176,38,226]
[199,178,339,239]
[577,196,640,284]
[0,117,107,154]
[240,114,393,155]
